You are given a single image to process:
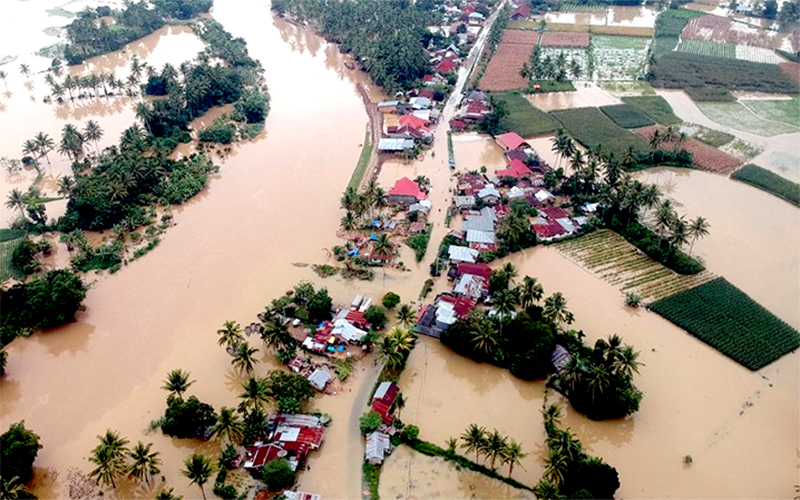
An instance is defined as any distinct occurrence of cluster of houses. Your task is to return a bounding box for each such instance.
[430,0,490,45]
[244,414,328,473]
[300,296,376,358]
[450,89,493,132]
[378,93,440,153]
[365,381,401,465]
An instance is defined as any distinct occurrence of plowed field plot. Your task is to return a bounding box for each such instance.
[556,230,715,303]
[681,14,784,50]
[540,31,590,48]
[635,124,743,174]
[479,30,538,91]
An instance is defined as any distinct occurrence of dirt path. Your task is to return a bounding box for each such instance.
[356,84,385,191]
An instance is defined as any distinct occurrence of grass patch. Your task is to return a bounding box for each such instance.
[0,229,25,243]
[696,101,799,136]
[550,107,650,158]
[648,52,799,101]
[529,80,576,92]
[0,238,25,282]
[403,438,535,492]
[731,164,800,206]
[543,22,591,32]
[600,104,655,128]
[650,278,800,370]
[652,8,705,58]
[494,92,560,137]
[593,34,651,51]
[621,96,682,125]
[348,130,373,191]
[600,81,656,96]
[689,124,734,147]
[406,223,433,262]
[741,96,800,127]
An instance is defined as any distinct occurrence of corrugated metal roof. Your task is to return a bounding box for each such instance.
[448,245,479,262]
[466,229,495,244]
[378,138,414,151]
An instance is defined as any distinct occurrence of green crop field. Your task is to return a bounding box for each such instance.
[550,106,650,158]
[650,278,800,370]
[600,103,655,128]
[731,164,800,206]
[494,92,560,137]
[600,81,656,96]
[652,8,705,58]
[741,96,800,127]
[697,101,799,136]
[675,39,736,59]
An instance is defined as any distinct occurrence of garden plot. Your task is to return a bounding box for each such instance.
[697,101,800,136]
[540,31,590,48]
[592,35,651,80]
[556,230,715,303]
[479,30,539,91]
[539,47,589,80]
[681,14,784,50]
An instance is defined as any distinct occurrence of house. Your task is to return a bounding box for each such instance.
[388,177,426,205]
[284,492,322,500]
[378,138,414,152]
[454,195,476,210]
[507,185,527,199]
[422,73,447,86]
[372,382,399,425]
[453,273,489,300]
[366,431,392,465]
[551,345,571,373]
[448,245,480,263]
[541,207,570,220]
[466,229,495,245]
[477,185,501,205]
[556,218,576,234]
[450,118,467,132]
[459,99,490,121]
[399,113,429,130]
[534,189,555,205]
[382,114,400,135]
[244,414,326,472]
[581,202,599,214]
[533,219,567,241]
[468,11,486,22]
[415,294,477,338]
[308,368,332,391]
[463,212,494,232]
[496,159,533,180]
[368,248,393,265]
[436,58,457,73]
[495,132,529,152]
[505,148,530,164]
[457,174,486,196]
[455,262,492,280]
[510,4,532,20]
[377,100,400,113]
[409,96,432,110]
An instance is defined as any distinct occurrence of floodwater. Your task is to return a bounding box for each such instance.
[526,83,622,111]
[545,6,657,27]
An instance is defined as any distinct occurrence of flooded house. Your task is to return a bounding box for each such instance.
[388,177,427,206]
[371,382,400,425]
[244,414,326,473]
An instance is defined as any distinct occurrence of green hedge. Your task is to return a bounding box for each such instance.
[731,164,800,207]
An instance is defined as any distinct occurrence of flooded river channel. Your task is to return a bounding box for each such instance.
[1,1,798,499]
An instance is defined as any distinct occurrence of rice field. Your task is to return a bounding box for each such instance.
[674,39,780,64]
[559,2,607,13]
[556,230,715,303]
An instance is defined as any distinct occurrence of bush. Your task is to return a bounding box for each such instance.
[0,421,41,483]
[264,371,315,413]
[382,292,401,309]
[213,483,238,499]
[402,424,419,441]
[160,396,216,439]
[359,411,382,435]
[199,123,236,144]
[307,288,333,322]
[364,305,387,329]
[10,239,40,276]
[262,458,295,491]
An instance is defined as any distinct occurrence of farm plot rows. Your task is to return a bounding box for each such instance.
[681,14,783,50]
[674,39,780,64]
[621,95,682,124]
[551,106,650,159]
[559,2,607,13]
[600,103,655,128]
[696,101,800,136]
[635,124,743,174]
[556,230,715,303]
[540,31,590,48]
[650,277,800,370]
[479,30,538,91]
[592,35,651,80]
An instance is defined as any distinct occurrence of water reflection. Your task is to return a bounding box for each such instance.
[40,322,97,357]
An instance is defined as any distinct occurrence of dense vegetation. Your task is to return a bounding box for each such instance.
[730,164,800,207]
[272,0,440,91]
[599,104,655,129]
[551,107,651,159]
[493,92,560,137]
[647,52,799,101]
[1,421,41,487]
[0,270,87,347]
[63,0,213,64]
[650,8,705,59]
[650,278,800,370]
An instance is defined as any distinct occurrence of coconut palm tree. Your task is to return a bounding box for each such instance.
[459,423,487,460]
[372,233,394,261]
[260,316,296,353]
[34,132,55,167]
[542,403,562,435]
[655,199,676,239]
[543,447,570,485]
[154,487,183,500]
[126,442,161,485]
[162,369,195,400]
[88,430,130,489]
[340,210,357,232]
[493,288,519,320]
[669,216,689,251]
[231,342,260,374]
[238,376,269,413]
[181,453,215,500]
[396,303,417,327]
[518,276,544,309]
[470,316,498,355]
[501,439,527,476]
[688,216,710,254]
[532,479,563,499]
[612,345,642,379]
[135,102,154,134]
[375,327,416,369]
[547,428,583,465]
[84,120,104,155]
[209,407,244,446]
[5,189,27,220]
[21,139,38,162]
[217,321,244,351]
[543,292,574,329]
[19,64,30,78]
[59,123,84,161]
[0,476,30,499]
[484,430,507,470]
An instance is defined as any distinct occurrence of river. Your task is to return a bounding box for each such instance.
[1,1,798,500]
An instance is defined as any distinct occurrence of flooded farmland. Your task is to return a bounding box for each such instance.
[1,1,798,500]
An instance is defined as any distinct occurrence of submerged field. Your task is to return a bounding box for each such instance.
[494,92,560,137]
[650,278,800,370]
[697,100,800,136]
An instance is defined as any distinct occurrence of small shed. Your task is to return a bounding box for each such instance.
[366,431,392,465]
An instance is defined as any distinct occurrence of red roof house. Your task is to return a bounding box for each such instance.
[371,382,400,425]
[533,220,567,239]
[541,207,571,220]
[436,58,457,73]
[345,310,369,328]
[399,114,429,130]
[510,4,532,20]
[456,262,492,280]
[497,159,533,179]
[439,294,478,317]
[495,132,529,151]
[388,177,427,205]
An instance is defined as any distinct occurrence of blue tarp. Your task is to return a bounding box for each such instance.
[349,249,359,257]
[370,234,378,240]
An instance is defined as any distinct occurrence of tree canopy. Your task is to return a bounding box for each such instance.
[0,421,41,484]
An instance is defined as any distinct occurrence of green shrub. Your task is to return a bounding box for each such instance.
[262,458,295,491]
[360,411,382,435]
[365,305,388,329]
[10,239,40,276]
[0,421,41,483]
[160,396,216,439]
[731,164,800,206]
[199,123,236,144]
[382,292,401,309]
[406,223,432,262]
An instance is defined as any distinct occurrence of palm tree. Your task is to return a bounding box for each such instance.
[501,439,527,476]
[126,442,161,485]
[641,183,661,219]
[238,376,269,413]
[135,102,154,134]
[586,365,612,404]
[655,199,676,239]
[0,71,7,90]
[154,487,183,500]
[612,345,642,379]
[532,479,563,499]
[459,424,487,460]
[543,292,574,329]
[181,453,215,500]
[34,132,55,168]
[547,428,583,465]
[231,342,260,374]
[372,233,394,264]
[543,447,570,485]
[84,120,104,155]
[669,216,689,251]
[470,316,498,355]
[260,317,296,353]
[162,369,195,400]
[375,327,416,369]
[19,64,30,78]
[502,262,518,285]
[542,403,562,435]
[0,476,30,499]
[210,407,244,446]
[217,321,244,351]
[5,189,26,220]
[485,430,507,470]
[340,211,357,231]
[396,303,417,327]
[518,276,544,309]
[88,430,129,489]
[688,216,710,254]
[492,288,519,320]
